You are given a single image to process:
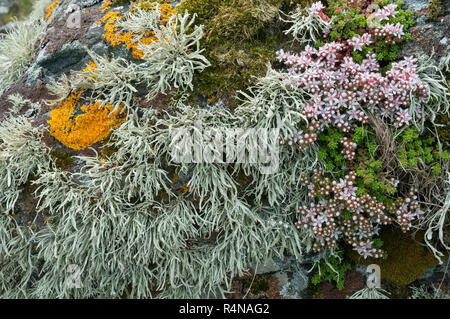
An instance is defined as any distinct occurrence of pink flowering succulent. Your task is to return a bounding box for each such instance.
[297,168,424,258]
[388,190,424,232]
[296,169,391,258]
[347,33,373,51]
[373,3,398,22]
[295,133,426,258]
[373,22,405,43]
[308,1,325,15]
[309,1,331,22]
[276,36,429,150]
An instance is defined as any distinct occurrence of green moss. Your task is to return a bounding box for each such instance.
[176,0,311,96]
[128,0,172,13]
[427,0,442,19]
[435,115,450,149]
[345,227,443,286]
[306,278,322,298]
[101,134,119,159]
[49,149,73,170]
[206,5,263,42]
[242,275,270,295]
[112,0,132,5]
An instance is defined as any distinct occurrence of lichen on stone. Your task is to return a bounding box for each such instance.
[98,0,175,59]
[47,90,127,150]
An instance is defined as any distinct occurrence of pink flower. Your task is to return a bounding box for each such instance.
[308,1,325,15]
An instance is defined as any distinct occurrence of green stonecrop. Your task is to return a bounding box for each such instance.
[395,127,448,174]
[317,126,396,199]
[311,250,351,291]
[325,0,414,63]
[317,127,347,176]
[352,126,398,200]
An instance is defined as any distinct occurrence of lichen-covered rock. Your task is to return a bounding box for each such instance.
[0,0,448,299]
[398,0,450,64]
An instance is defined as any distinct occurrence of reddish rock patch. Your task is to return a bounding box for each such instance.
[0,75,55,122]
[42,5,104,56]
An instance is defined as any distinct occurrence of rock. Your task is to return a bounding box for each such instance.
[355,264,369,277]
[251,255,300,275]
[401,0,430,12]
[273,271,289,287]
[279,267,309,299]
[255,258,282,275]
[398,0,450,62]
[398,14,450,62]
[84,22,105,48]
[0,0,15,16]
[81,0,102,7]
[416,257,450,283]
[33,40,90,84]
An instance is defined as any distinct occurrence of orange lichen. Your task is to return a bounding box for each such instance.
[207,96,216,103]
[48,90,127,151]
[45,0,59,20]
[82,60,98,73]
[97,2,175,59]
[181,183,189,193]
[82,60,99,80]
[43,217,54,225]
[101,0,112,12]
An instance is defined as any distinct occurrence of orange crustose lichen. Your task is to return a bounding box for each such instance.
[82,60,99,78]
[101,0,112,12]
[98,2,175,59]
[48,89,126,151]
[45,0,59,20]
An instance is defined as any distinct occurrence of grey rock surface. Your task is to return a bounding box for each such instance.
[401,0,430,11]
[279,267,309,299]
[416,258,450,283]
[0,0,15,16]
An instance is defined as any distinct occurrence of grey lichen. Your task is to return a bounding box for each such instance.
[348,287,391,299]
[0,20,46,93]
[138,10,211,99]
[280,3,332,45]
